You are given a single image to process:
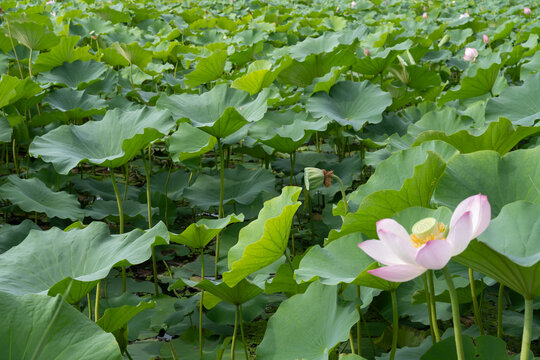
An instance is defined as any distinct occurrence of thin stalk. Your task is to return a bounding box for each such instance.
[28,48,32,77]
[356,285,362,356]
[442,267,465,360]
[110,169,125,292]
[422,273,436,344]
[5,17,24,79]
[331,174,348,214]
[129,62,134,87]
[169,342,178,360]
[12,139,18,175]
[199,249,205,359]
[164,161,173,228]
[231,305,239,360]
[238,305,249,360]
[163,260,181,298]
[289,152,296,185]
[389,289,398,360]
[520,297,533,360]
[215,139,225,279]
[427,270,441,342]
[468,268,484,335]
[94,281,101,322]
[125,350,134,360]
[123,163,129,201]
[142,148,158,296]
[349,332,356,355]
[87,293,92,320]
[497,284,504,338]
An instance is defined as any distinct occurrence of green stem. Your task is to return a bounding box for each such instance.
[110,169,125,292]
[349,332,356,355]
[497,284,504,338]
[215,139,225,279]
[231,304,239,360]
[468,268,484,335]
[123,163,129,201]
[422,273,436,344]
[289,152,296,186]
[164,160,173,228]
[87,293,92,320]
[28,48,32,77]
[356,285,362,356]
[94,281,101,322]
[169,342,178,360]
[200,249,205,359]
[5,17,24,79]
[142,147,158,296]
[331,174,348,214]
[239,305,249,360]
[520,297,533,360]
[390,289,398,360]
[442,267,465,360]
[12,139,18,175]
[428,270,441,342]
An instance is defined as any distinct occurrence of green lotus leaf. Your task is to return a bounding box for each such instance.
[0,221,169,303]
[0,74,21,108]
[0,292,122,360]
[455,201,540,299]
[84,199,158,222]
[156,84,268,138]
[223,186,302,287]
[71,177,140,202]
[439,63,504,105]
[421,335,510,360]
[170,213,244,249]
[184,49,227,88]
[288,32,342,62]
[167,122,217,162]
[197,279,263,308]
[44,88,108,119]
[231,59,292,95]
[412,117,540,155]
[39,60,108,89]
[33,36,96,73]
[109,42,153,68]
[0,116,12,142]
[306,66,346,94]
[256,282,359,360]
[485,72,540,126]
[0,175,85,221]
[183,166,276,210]
[9,20,59,51]
[307,81,392,131]
[433,147,540,216]
[0,219,40,254]
[29,107,173,174]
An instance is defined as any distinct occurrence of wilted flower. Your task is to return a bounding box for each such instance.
[358,194,491,282]
[459,12,470,19]
[351,1,357,8]
[463,47,478,62]
[422,12,428,19]
[483,34,489,44]
[524,7,531,15]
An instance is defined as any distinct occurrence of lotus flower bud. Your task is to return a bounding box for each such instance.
[304,168,325,191]
[459,12,469,19]
[524,7,531,15]
[364,48,370,56]
[438,34,450,47]
[422,12,428,20]
[482,34,489,44]
[351,1,357,8]
[463,47,478,62]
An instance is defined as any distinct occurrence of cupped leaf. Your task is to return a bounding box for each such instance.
[231,58,291,95]
[0,222,169,303]
[0,292,122,360]
[0,175,85,220]
[0,219,39,254]
[455,201,540,299]
[307,81,392,131]
[197,278,263,308]
[184,49,227,88]
[10,20,59,50]
[167,122,217,162]
[223,186,302,287]
[170,213,244,249]
[433,147,540,216]
[256,282,359,360]
[39,60,108,89]
[33,36,96,73]
[29,107,173,174]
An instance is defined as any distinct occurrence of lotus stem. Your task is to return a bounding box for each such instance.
[520,297,533,360]
[497,283,504,338]
[28,48,32,77]
[5,17,24,79]
[468,268,484,335]
[427,270,441,342]
[87,293,92,320]
[142,147,159,296]
[94,281,101,322]
[12,139,18,175]
[390,289,398,360]
[215,139,225,279]
[231,304,239,360]
[442,267,465,360]
[199,248,205,359]
[349,332,355,355]
[422,273,436,344]
[331,174,348,214]
[110,169,126,292]
[164,160,173,228]
[239,305,249,360]
[290,152,296,185]
[356,285,362,355]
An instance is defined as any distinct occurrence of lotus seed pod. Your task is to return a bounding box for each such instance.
[304,167,325,191]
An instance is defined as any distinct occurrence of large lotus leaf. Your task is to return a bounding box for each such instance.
[307,81,392,131]
[421,335,509,360]
[10,20,59,51]
[433,147,540,216]
[156,84,268,138]
[348,141,458,211]
[44,88,108,119]
[256,282,358,360]
[439,63,504,104]
[223,187,302,287]
[84,199,157,222]
[295,232,397,291]
[184,50,227,88]
[329,151,447,240]
[0,292,122,360]
[231,58,291,95]
[33,36,96,73]
[183,166,276,210]
[0,116,12,142]
[0,221,169,303]
[167,122,217,162]
[412,117,540,155]
[110,42,152,68]
[485,72,540,126]
[29,107,173,174]
[0,74,21,108]
[0,175,85,220]
[197,279,263,307]
[170,214,244,249]
[455,201,540,299]
[39,60,108,89]
[71,177,140,202]
[288,32,342,61]
[0,219,40,254]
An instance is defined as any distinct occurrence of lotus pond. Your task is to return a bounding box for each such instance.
[1,0,540,359]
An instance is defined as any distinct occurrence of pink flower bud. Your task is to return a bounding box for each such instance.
[422,12,428,20]
[463,47,479,62]
[524,7,531,15]
[482,34,489,44]
[351,1,357,8]
[364,48,370,56]
[423,5,426,10]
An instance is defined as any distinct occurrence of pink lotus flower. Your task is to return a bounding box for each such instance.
[422,12,428,20]
[524,7,531,15]
[364,48,370,56]
[463,47,478,61]
[46,0,54,4]
[483,34,489,44]
[459,12,470,19]
[358,194,490,282]
[351,1,357,8]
